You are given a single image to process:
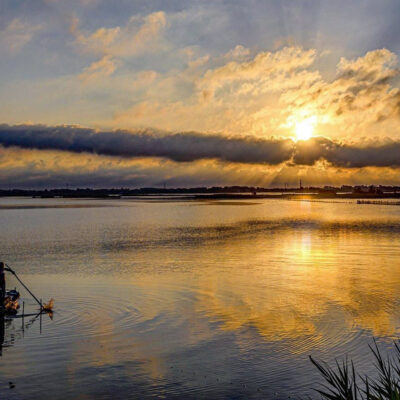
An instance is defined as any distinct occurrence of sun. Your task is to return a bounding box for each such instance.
[295,116,316,141]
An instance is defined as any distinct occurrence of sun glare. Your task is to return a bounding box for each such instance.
[295,117,316,141]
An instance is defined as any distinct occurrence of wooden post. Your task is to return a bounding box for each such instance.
[0,262,5,313]
[22,301,25,334]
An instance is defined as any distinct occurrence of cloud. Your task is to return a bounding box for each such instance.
[293,137,400,168]
[114,46,321,134]
[200,46,317,98]
[0,145,287,189]
[70,11,166,58]
[79,55,117,82]
[1,139,400,189]
[0,124,293,165]
[1,124,400,170]
[337,48,397,82]
[224,45,251,60]
[0,18,42,53]
[281,49,400,128]
[70,11,166,84]
[112,47,400,140]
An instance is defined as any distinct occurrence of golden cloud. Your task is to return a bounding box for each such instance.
[113,46,399,141]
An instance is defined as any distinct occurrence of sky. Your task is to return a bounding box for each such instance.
[0,0,399,188]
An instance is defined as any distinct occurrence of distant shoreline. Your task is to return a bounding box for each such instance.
[1,188,400,201]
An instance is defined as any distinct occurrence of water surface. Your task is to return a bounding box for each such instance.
[0,197,399,399]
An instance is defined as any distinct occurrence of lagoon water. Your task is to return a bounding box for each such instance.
[0,197,399,399]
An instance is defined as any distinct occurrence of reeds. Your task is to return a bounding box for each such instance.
[310,340,400,399]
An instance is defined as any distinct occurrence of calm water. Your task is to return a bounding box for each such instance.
[0,197,399,399]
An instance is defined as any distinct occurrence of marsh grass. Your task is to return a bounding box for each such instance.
[310,340,400,399]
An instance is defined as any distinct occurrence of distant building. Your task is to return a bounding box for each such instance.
[353,185,382,194]
[354,185,370,193]
[323,186,338,192]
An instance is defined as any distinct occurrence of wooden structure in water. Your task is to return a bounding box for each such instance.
[357,200,400,206]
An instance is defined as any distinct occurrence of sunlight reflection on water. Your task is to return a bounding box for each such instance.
[0,198,399,399]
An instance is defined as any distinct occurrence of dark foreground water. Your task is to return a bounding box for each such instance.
[0,197,399,399]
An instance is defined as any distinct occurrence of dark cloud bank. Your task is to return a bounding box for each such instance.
[0,124,399,168]
[293,137,400,168]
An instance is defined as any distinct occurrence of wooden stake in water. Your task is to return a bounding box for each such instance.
[22,301,25,334]
[40,304,42,335]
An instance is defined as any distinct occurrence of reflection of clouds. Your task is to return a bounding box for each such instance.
[6,213,399,390]
[189,228,400,348]
[66,212,400,355]
[65,285,169,382]
[64,275,213,382]
[70,222,400,365]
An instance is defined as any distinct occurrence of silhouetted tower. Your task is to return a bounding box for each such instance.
[299,179,303,190]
